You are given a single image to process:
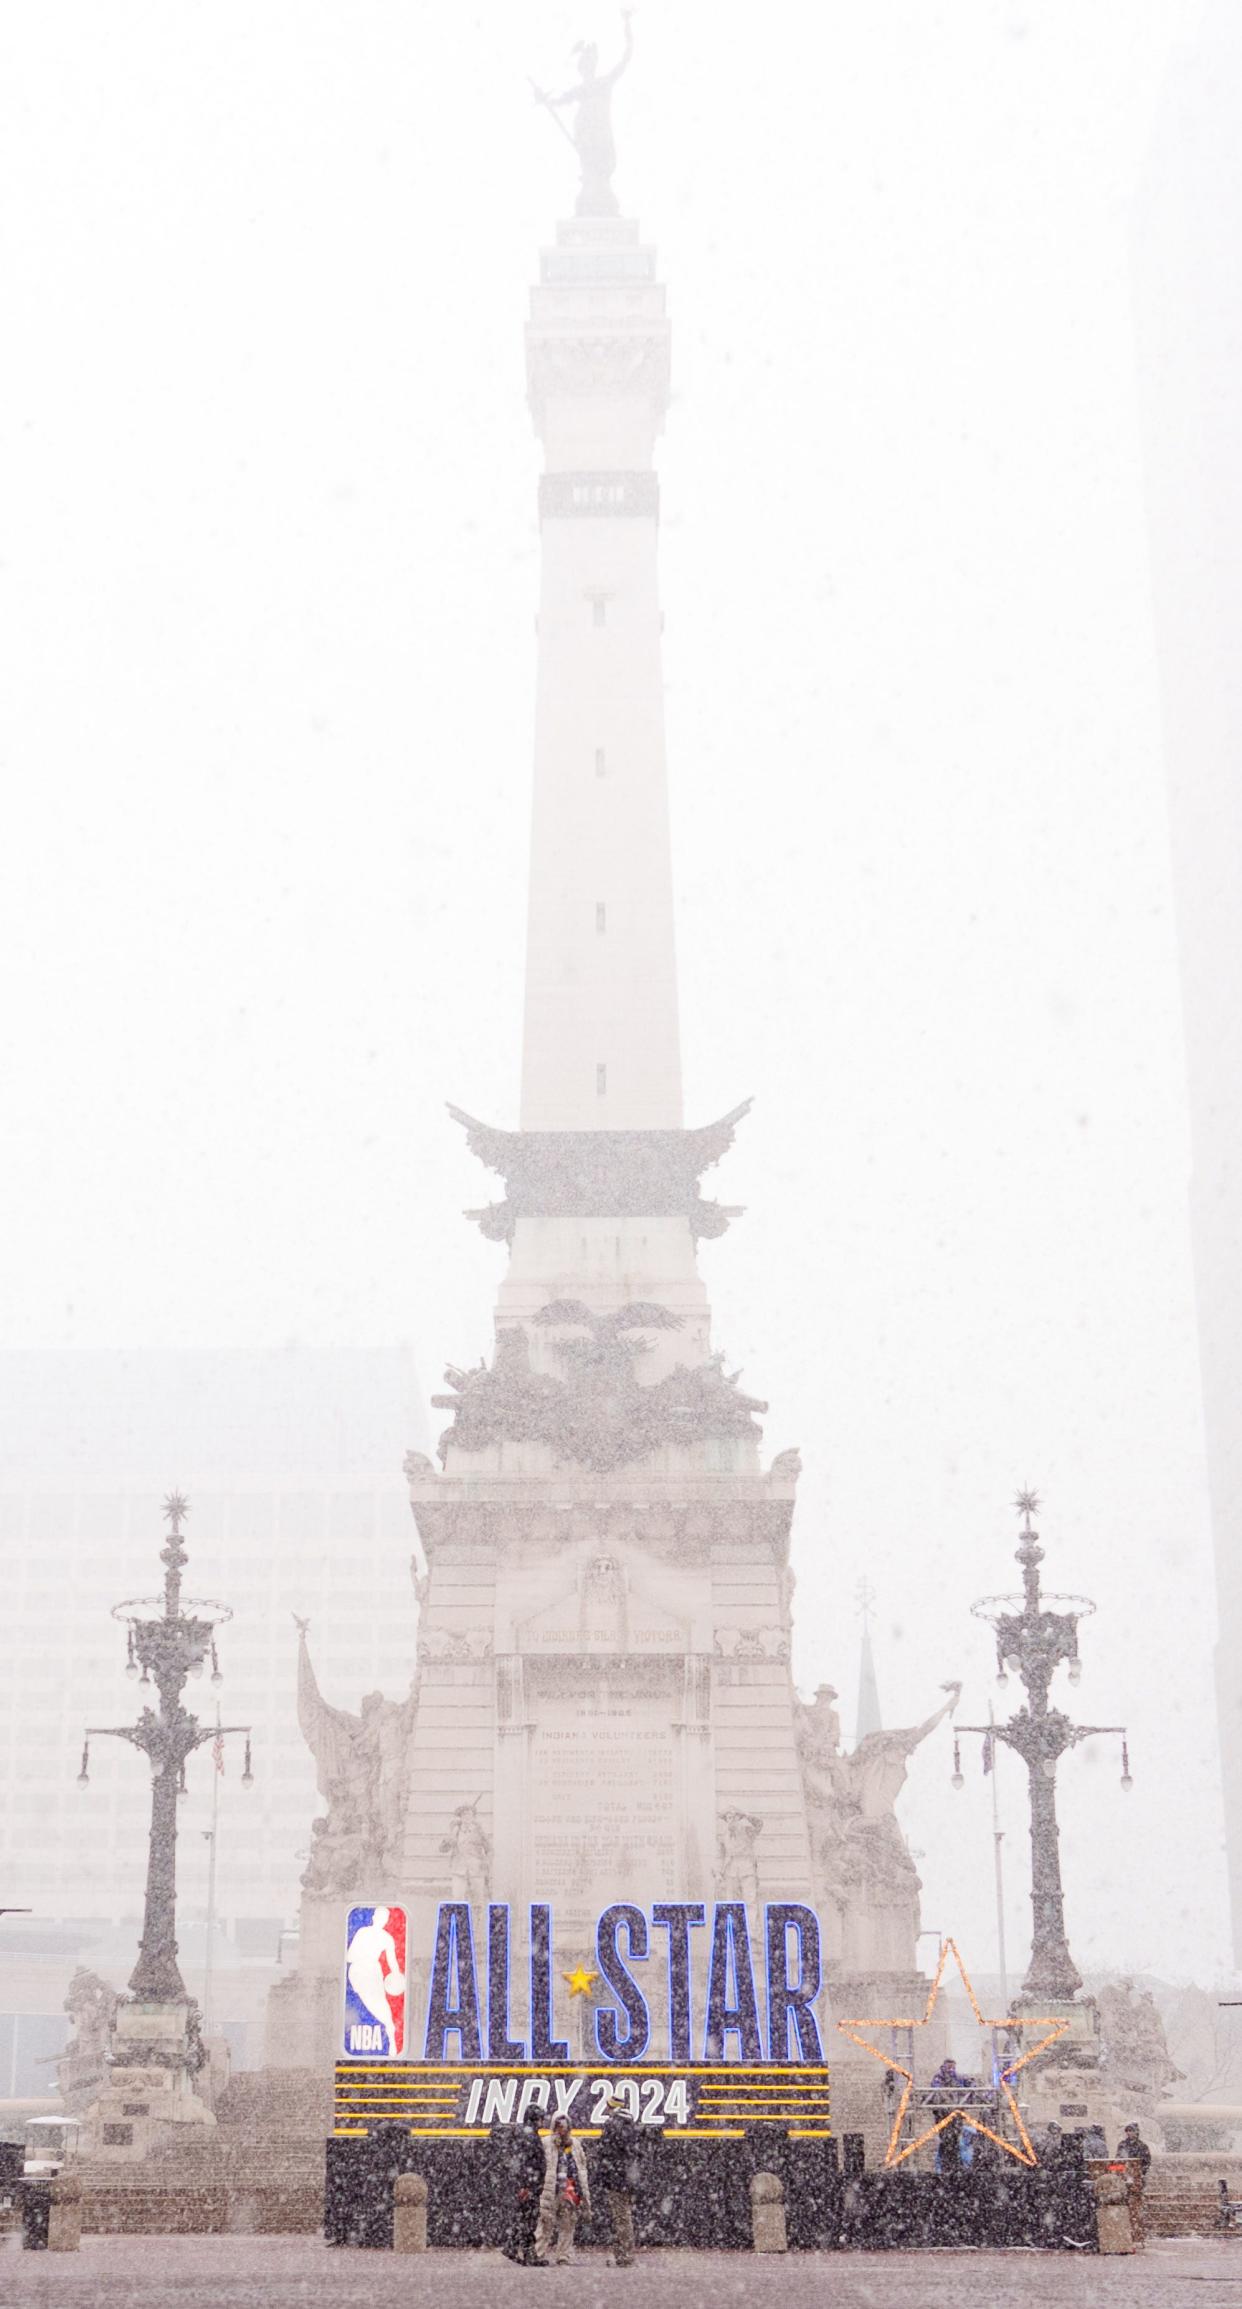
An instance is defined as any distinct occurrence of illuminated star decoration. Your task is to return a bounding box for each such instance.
[162,1490,190,1527]
[836,1938,1067,2168]
[1014,1487,1041,1522]
[562,1963,599,1998]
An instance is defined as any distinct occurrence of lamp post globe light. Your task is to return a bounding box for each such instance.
[78,1494,253,2026]
[953,1491,1129,2010]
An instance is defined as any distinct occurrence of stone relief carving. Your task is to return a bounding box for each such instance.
[1098,1979,1183,2100]
[441,1799,491,1902]
[420,1627,493,1663]
[797,1682,961,1975]
[714,1627,790,1661]
[499,1532,697,1659]
[301,1804,366,1898]
[57,1967,121,2111]
[528,336,671,413]
[434,1305,765,1473]
[295,1620,416,1891]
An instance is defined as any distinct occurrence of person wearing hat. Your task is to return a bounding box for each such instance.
[535,2111,591,2265]
[594,2090,643,2267]
[500,2105,547,2266]
[1117,2121,1152,2241]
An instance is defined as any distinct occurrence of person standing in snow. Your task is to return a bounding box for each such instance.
[594,2090,643,2266]
[1117,2121,1152,2240]
[499,2105,546,2265]
[535,2112,591,2265]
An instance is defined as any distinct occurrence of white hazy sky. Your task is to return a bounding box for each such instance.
[1,1,1230,1981]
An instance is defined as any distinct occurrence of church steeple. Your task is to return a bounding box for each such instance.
[855,1581,883,1743]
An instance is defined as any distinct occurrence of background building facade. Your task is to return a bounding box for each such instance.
[0,1346,422,2083]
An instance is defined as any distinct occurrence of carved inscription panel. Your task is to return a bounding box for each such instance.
[528,1660,680,1925]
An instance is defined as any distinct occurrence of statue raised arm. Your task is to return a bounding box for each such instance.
[295,1623,417,1882]
[843,1682,962,1819]
[296,1619,366,1801]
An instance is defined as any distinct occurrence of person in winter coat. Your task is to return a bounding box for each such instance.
[535,2112,591,2265]
[500,2106,546,2265]
[927,2058,974,2175]
[1117,2122,1152,2240]
[593,2092,642,2266]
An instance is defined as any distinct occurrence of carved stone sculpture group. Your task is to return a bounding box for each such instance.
[433,1303,766,1473]
[795,1682,961,1975]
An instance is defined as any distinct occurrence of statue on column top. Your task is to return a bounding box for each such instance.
[533,11,635,218]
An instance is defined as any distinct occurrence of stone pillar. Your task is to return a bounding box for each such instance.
[47,2174,82,2253]
[749,2170,787,2253]
[393,2171,428,2253]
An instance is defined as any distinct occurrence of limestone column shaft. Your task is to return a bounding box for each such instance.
[522,217,681,1132]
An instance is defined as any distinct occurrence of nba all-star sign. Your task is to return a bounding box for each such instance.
[337,1901,832,2141]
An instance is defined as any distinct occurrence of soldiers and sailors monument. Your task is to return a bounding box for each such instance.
[273,23,957,2081]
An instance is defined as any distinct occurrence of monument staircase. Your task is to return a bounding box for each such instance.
[75,2070,328,2234]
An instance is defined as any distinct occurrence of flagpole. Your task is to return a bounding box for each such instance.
[202,1706,222,2040]
[988,1701,1009,2008]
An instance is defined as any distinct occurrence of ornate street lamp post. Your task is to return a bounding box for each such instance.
[953,1491,1130,2004]
[77,1493,253,2003]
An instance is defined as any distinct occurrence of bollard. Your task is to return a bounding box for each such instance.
[19,2178,52,2251]
[393,2171,428,2253]
[1091,2164,1135,2255]
[750,2169,787,2254]
[47,2173,82,2253]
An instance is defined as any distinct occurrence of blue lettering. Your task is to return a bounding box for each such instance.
[595,1903,650,2060]
[765,1902,823,2060]
[651,1904,706,2063]
[487,1903,526,2060]
[704,1902,762,2061]
[529,1904,570,2063]
[423,1902,482,2061]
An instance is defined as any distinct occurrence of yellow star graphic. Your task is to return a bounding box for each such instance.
[562,1963,598,1998]
[836,1937,1068,2169]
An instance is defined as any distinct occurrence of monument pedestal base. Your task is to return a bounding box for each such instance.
[83,2002,215,2163]
[829,1969,947,2064]
[266,1892,372,2071]
[1010,1996,1125,2145]
[265,1968,340,2072]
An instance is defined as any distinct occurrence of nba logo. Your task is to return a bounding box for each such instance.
[343,1904,407,2058]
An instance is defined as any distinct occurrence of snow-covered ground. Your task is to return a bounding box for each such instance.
[1,2237,1239,2308]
